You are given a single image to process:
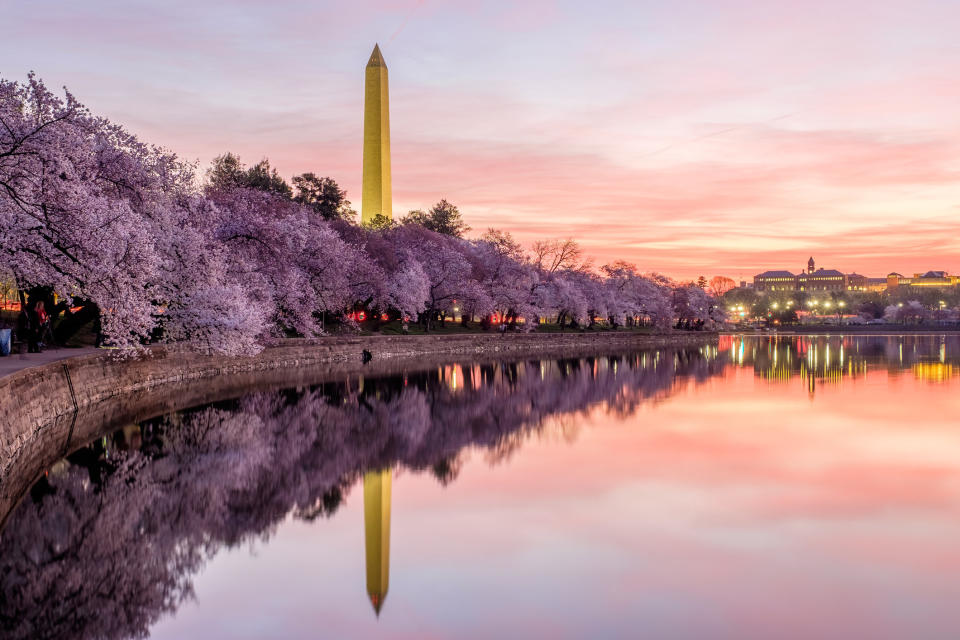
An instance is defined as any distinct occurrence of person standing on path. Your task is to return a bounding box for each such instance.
[17,304,39,353]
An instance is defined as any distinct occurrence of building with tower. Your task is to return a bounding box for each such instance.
[797,267,846,292]
[752,258,959,294]
[753,257,846,292]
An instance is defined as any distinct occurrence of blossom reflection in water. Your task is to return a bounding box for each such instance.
[3,336,960,639]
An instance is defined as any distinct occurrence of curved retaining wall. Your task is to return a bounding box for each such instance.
[0,331,716,525]
[1,332,715,436]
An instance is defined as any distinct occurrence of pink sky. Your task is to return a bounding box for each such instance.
[3,1,959,280]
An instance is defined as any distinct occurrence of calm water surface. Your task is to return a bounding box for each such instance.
[3,335,960,639]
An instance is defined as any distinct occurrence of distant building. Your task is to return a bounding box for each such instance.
[846,273,867,292]
[753,270,796,292]
[888,271,960,289]
[798,268,846,292]
[753,259,958,295]
[910,271,959,287]
[887,272,907,288]
[754,257,846,293]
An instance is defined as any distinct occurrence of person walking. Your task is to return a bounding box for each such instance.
[35,300,53,350]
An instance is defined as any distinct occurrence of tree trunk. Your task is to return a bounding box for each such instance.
[54,302,99,345]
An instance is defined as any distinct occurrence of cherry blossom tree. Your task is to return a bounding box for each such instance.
[462,230,536,325]
[2,73,727,351]
[601,261,674,329]
[388,225,480,330]
[0,74,186,347]
[205,186,371,338]
[672,282,726,328]
[884,300,930,324]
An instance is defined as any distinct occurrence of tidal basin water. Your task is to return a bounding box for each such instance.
[3,335,960,639]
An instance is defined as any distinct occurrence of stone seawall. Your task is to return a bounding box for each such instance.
[1,332,715,435]
[0,331,715,524]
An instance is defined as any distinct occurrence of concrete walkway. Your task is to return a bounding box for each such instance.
[0,347,101,379]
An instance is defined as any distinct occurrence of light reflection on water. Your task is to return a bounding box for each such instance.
[3,335,960,639]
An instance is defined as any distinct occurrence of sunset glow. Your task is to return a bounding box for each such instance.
[4,1,957,278]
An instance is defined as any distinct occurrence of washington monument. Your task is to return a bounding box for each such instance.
[362,44,392,224]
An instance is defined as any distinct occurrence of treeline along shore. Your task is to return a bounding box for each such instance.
[1,75,724,359]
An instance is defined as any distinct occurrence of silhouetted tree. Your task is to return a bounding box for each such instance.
[207,153,292,198]
[405,199,470,237]
[292,173,356,221]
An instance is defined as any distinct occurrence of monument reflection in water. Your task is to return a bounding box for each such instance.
[2,335,960,639]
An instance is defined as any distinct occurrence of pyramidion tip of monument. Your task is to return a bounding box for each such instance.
[368,43,386,68]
